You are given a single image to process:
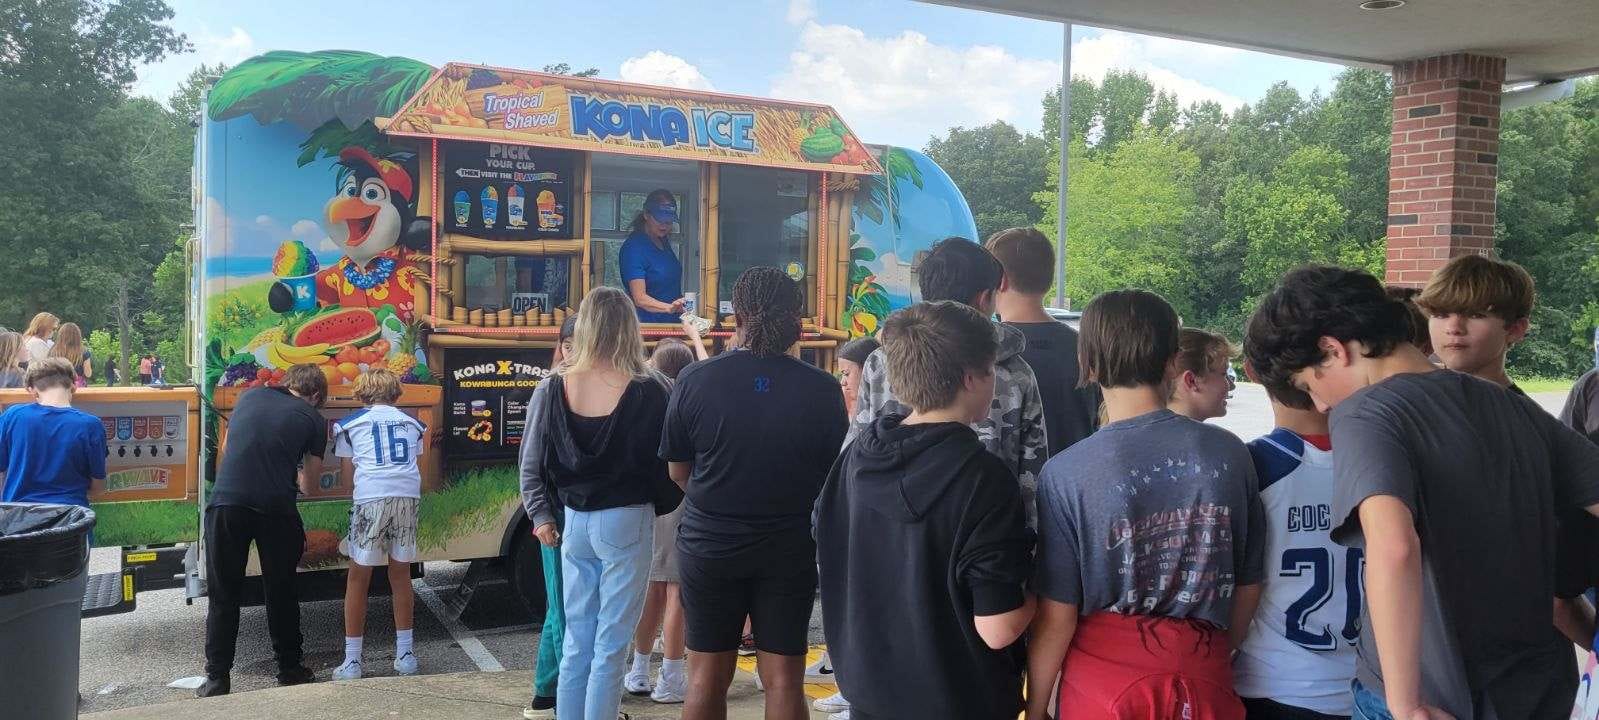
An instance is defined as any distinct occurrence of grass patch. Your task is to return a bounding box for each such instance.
[208,281,280,352]
[1511,376,1576,395]
[417,465,520,552]
[298,499,354,536]
[90,500,198,547]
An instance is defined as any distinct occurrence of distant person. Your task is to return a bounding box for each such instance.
[521,315,578,720]
[152,356,165,384]
[851,238,1047,527]
[47,322,91,387]
[1168,327,1234,422]
[985,227,1098,456]
[138,354,153,384]
[199,363,329,698]
[22,312,58,364]
[835,337,879,420]
[625,332,706,705]
[522,286,678,720]
[0,358,106,506]
[332,369,426,681]
[106,361,119,386]
[0,332,25,388]
[817,301,1035,720]
[1415,253,1533,394]
[1026,289,1264,720]
[1247,265,1599,720]
[1230,356,1358,719]
[661,267,846,720]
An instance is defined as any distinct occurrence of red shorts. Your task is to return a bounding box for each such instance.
[1059,612,1244,720]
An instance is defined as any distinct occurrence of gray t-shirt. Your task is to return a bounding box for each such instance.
[1034,409,1265,627]
[1330,370,1599,720]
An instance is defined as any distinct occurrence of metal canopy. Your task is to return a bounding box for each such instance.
[919,0,1599,82]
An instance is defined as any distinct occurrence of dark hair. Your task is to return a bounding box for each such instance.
[630,188,677,234]
[1245,265,1411,391]
[284,363,330,407]
[837,337,880,366]
[984,227,1054,295]
[1415,253,1535,322]
[649,338,696,380]
[1386,285,1432,356]
[559,315,578,342]
[917,238,1003,305]
[880,301,998,412]
[732,266,803,357]
[1078,289,1179,389]
[1244,359,1317,411]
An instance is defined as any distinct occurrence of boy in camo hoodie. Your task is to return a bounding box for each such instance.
[849,237,1047,528]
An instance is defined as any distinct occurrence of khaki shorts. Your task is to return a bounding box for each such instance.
[649,504,683,583]
[345,497,418,566]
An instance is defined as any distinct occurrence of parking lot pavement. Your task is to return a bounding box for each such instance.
[1209,382,1567,440]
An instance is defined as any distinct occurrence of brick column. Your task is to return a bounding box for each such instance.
[1385,53,1505,286]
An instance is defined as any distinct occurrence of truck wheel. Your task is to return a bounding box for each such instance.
[509,528,548,618]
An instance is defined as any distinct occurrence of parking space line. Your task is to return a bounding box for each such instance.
[416,584,505,672]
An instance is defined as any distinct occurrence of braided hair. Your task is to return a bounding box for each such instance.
[732,266,803,358]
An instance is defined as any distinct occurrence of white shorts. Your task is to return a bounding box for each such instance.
[346,497,418,566]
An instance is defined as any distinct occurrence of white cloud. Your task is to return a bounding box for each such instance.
[292,218,339,254]
[786,0,816,25]
[770,22,1247,146]
[618,51,715,91]
[132,26,257,104]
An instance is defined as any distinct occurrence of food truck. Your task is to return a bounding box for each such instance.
[11,49,978,616]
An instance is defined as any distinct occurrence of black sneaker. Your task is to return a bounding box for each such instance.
[737,633,757,656]
[196,675,231,698]
[276,665,316,686]
[522,695,557,719]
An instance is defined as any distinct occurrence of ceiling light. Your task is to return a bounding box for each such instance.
[1360,0,1406,9]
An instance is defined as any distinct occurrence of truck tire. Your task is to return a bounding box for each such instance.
[509,528,548,618]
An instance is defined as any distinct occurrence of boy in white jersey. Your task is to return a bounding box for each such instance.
[333,369,427,680]
[1231,359,1358,720]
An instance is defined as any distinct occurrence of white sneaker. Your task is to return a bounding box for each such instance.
[393,652,419,676]
[814,691,850,713]
[650,669,685,704]
[753,670,763,692]
[804,656,837,684]
[830,710,851,720]
[332,659,362,680]
[623,666,652,695]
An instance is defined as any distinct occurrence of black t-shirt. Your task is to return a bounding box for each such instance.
[1556,369,1599,599]
[816,417,1032,720]
[660,350,847,557]
[1007,321,1098,457]
[209,387,327,515]
[542,374,671,513]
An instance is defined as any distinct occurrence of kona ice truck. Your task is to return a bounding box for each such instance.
[1,49,979,617]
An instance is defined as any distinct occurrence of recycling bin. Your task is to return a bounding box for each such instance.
[0,503,95,719]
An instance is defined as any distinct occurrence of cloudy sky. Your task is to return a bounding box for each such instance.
[135,0,1349,148]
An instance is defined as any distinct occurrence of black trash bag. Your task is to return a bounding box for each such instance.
[0,504,95,596]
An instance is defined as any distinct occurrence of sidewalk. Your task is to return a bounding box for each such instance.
[84,667,834,720]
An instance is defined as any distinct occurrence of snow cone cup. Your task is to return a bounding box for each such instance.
[281,273,318,311]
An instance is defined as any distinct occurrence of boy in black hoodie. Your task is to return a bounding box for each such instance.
[816,300,1036,720]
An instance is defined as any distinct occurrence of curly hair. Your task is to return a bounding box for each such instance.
[732,266,803,358]
[1245,265,1411,393]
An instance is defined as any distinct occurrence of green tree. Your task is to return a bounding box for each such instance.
[1231,146,1353,298]
[1041,76,1099,150]
[542,63,599,78]
[924,121,1048,240]
[1037,133,1199,316]
[167,61,228,121]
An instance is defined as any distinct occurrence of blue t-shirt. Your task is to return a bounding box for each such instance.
[0,403,108,506]
[618,229,682,323]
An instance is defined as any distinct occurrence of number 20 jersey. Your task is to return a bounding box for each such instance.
[1232,429,1360,716]
[333,405,426,502]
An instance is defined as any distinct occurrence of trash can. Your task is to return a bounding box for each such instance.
[0,503,95,720]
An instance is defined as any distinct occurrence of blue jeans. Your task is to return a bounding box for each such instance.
[558,504,654,720]
[1352,680,1393,720]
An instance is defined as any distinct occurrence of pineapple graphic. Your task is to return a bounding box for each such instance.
[388,321,421,376]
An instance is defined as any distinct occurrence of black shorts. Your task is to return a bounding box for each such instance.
[1242,696,1349,720]
[678,540,816,656]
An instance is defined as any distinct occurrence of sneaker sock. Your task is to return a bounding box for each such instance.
[343,636,364,666]
[396,628,413,657]
[660,657,685,681]
[631,651,651,676]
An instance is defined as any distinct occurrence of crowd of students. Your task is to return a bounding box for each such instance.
[9,226,1599,720]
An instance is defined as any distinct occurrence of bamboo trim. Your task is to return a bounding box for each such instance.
[430,138,440,334]
[579,152,593,314]
[832,183,856,331]
[428,333,557,348]
[806,175,820,319]
[443,236,585,257]
[817,174,829,329]
[701,164,721,319]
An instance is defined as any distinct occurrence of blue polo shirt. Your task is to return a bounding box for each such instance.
[0,403,108,507]
[618,229,682,323]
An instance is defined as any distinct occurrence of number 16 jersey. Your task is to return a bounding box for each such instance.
[1233,429,1360,717]
[334,404,426,501]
